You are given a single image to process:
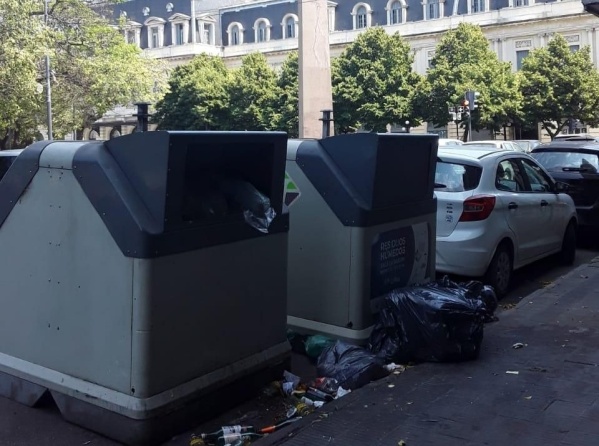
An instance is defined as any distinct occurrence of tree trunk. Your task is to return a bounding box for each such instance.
[543,121,565,140]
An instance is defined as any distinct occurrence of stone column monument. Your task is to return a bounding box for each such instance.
[298,0,334,138]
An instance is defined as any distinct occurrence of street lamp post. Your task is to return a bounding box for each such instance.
[44,0,53,140]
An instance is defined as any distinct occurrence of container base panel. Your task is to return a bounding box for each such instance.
[0,359,290,446]
[0,369,49,407]
[287,315,373,345]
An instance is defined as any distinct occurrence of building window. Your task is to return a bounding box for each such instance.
[286,17,295,38]
[514,0,529,6]
[352,3,372,30]
[281,14,299,39]
[175,23,184,45]
[227,22,244,46]
[427,0,441,19]
[357,6,367,28]
[516,50,529,70]
[145,17,166,49]
[427,51,435,69]
[254,19,271,43]
[203,24,213,44]
[127,30,136,44]
[391,1,401,24]
[151,27,159,48]
[570,45,580,52]
[471,0,485,12]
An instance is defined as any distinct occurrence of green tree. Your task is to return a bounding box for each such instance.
[227,52,281,131]
[413,23,521,141]
[275,51,299,138]
[0,0,165,149]
[332,27,421,133]
[519,34,599,139]
[154,54,231,130]
[0,0,47,148]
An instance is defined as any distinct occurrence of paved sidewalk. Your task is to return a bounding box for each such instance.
[1,259,598,446]
[259,258,599,446]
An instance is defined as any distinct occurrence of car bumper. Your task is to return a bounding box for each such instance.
[436,225,497,277]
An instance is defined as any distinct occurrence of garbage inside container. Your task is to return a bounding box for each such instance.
[316,341,389,390]
[368,279,487,363]
[183,174,276,233]
[218,177,276,233]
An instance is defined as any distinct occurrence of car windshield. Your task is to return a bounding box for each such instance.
[465,143,496,147]
[514,142,529,151]
[435,161,482,192]
[532,151,599,173]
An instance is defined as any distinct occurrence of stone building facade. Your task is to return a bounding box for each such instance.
[94,0,598,141]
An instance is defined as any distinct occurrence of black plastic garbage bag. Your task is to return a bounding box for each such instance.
[368,280,487,363]
[316,341,389,390]
[440,277,498,322]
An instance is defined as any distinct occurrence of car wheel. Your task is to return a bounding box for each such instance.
[560,222,576,266]
[484,244,513,298]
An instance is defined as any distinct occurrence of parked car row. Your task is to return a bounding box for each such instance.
[435,144,578,297]
[435,134,599,296]
[439,138,542,153]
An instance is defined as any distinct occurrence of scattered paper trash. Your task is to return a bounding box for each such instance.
[398,441,407,446]
[384,363,406,373]
[524,396,532,400]
[336,387,351,399]
[512,343,526,349]
[388,384,395,388]
[506,370,520,375]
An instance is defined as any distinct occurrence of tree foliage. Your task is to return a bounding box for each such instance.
[332,27,421,133]
[413,23,521,140]
[0,0,165,149]
[275,51,299,138]
[154,54,231,130]
[519,34,599,139]
[227,52,281,130]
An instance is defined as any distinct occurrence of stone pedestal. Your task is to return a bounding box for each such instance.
[298,0,334,139]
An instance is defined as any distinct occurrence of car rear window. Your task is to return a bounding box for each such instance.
[435,161,482,192]
[532,151,599,173]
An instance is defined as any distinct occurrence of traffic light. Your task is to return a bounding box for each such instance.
[465,91,480,111]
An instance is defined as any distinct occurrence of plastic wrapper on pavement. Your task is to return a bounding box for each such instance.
[368,278,489,364]
[316,341,389,390]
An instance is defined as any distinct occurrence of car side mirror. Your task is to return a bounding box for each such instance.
[554,181,570,193]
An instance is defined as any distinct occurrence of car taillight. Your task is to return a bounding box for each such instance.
[459,195,496,222]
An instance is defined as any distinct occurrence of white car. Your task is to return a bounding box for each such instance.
[435,147,577,296]
[439,138,464,147]
[464,140,524,151]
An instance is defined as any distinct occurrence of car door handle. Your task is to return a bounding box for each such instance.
[540,200,549,207]
[508,202,518,210]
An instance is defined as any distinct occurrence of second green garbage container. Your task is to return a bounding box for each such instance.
[285,132,438,342]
